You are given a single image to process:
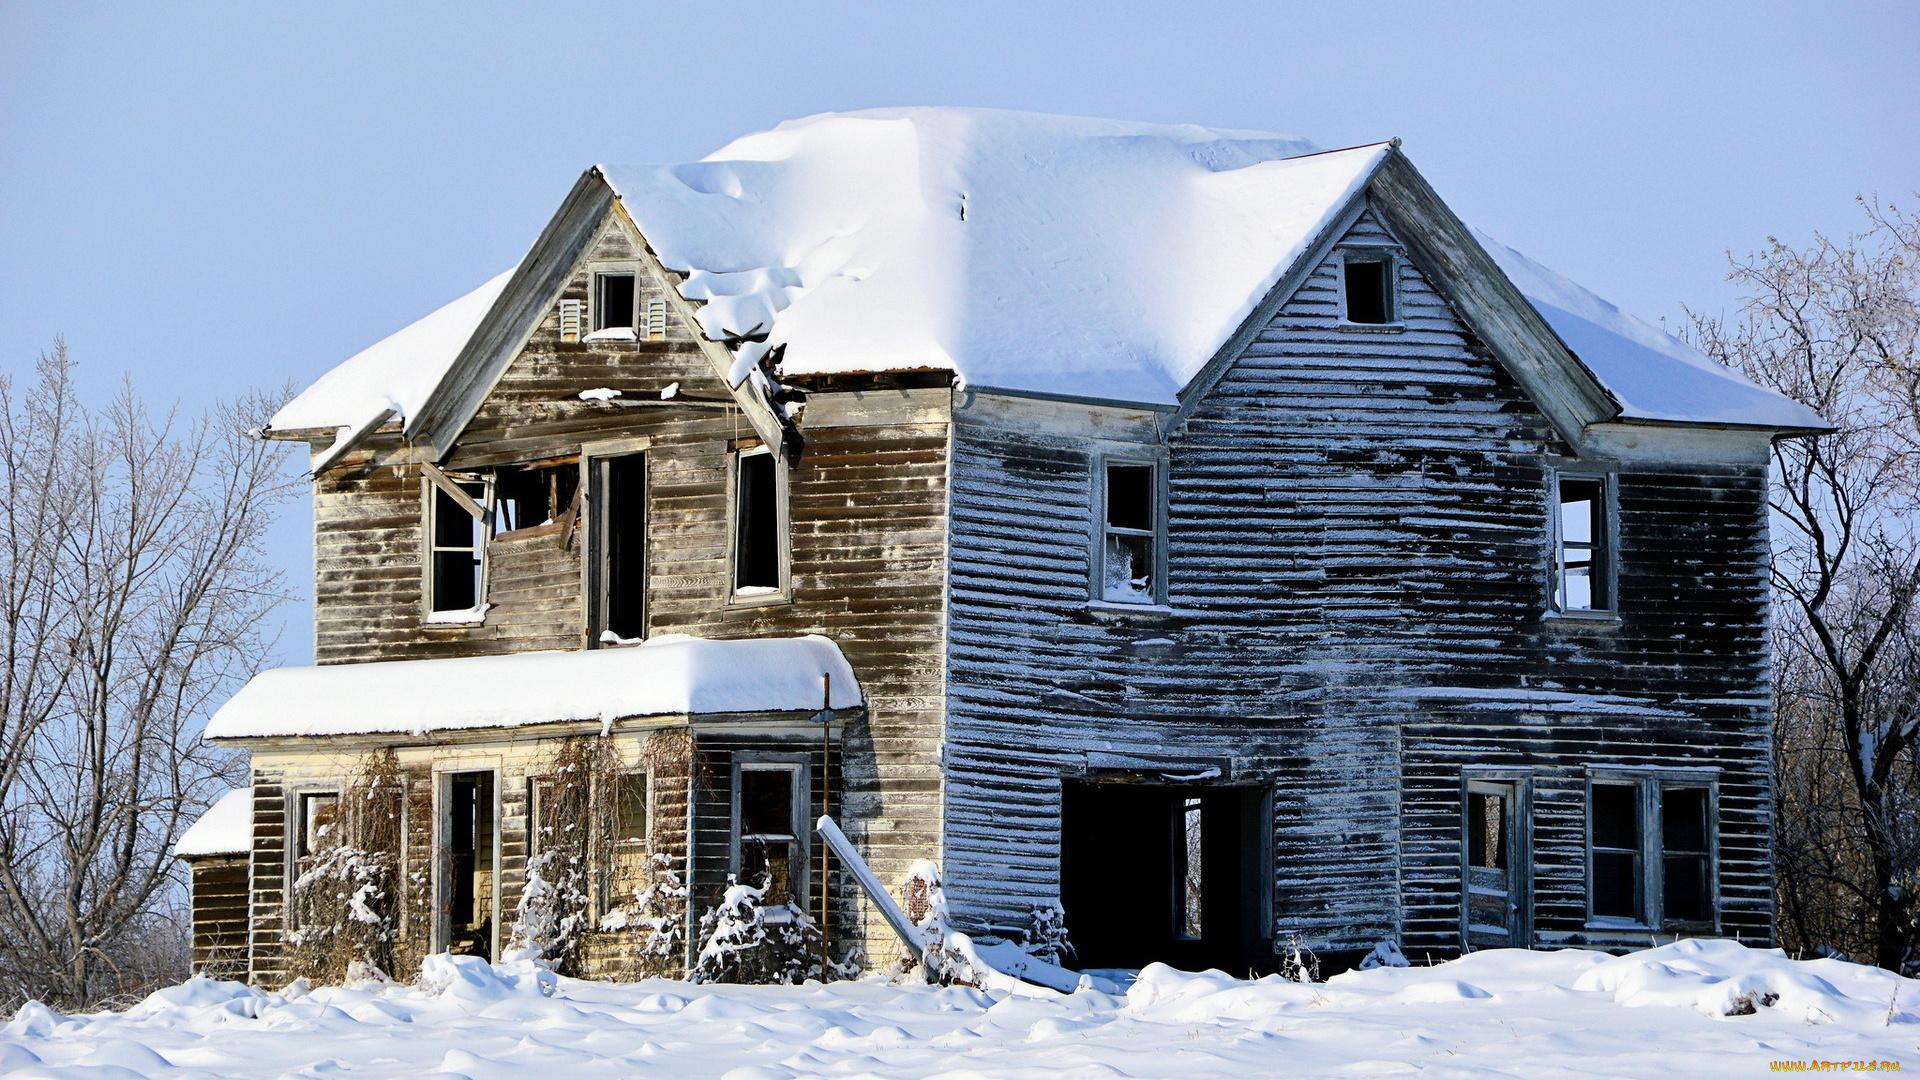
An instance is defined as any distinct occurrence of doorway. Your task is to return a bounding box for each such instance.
[1060,780,1269,973]
[1462,778,1530,950]
[587,452,646,643]
[440,771,497,960]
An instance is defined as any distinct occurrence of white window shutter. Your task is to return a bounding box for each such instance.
[646,300,666,340]
[559,299,583,342]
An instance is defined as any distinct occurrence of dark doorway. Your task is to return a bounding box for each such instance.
[443,771,496,959]
[1061,780,1269,973]
[589,453,646,642]
[1463,778,1530,949]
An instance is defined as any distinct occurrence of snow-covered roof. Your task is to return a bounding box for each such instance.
[270,106,1822,434]
[1476,231,1829,430]
[270,268,515,434]
[603,108,1377,405]
[174,788,252,858]
[203,634,861,739]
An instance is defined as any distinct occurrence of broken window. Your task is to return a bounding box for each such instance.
[736,765,802,909]
[425,472,491,618]
[1101,461,1157,603]
[1343,256,1394,324]
[297,791,339,863]
[1555,474,1612,612]
[494,463,579,535]
[733,448,783,597]
[1589,776,1716,928]
[1174,796,1203,940]
[593,272,637,332]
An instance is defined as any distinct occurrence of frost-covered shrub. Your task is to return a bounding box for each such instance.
[692,876,822,985]
[1276,937,1320,984]
[289,751,403,982]
[1025,902,1076,966]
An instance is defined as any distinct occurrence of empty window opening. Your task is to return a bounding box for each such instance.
[594,273,637,331]
[297,792,339,863]
[737,766,801,909]
[1343,257,1394,324]
[1101,462,1157,603]
[1556,476,1610,611]
[428,477,489,615]
[615,772,648,844]
[1588,777,1716,928]
[1174,797,1204,940]
[734,450,781,595]
[1662,786,1712,923]
[529,778,560,857]
[590,453,647,642]
[494,464,579,535]
[1590,782,1641,922]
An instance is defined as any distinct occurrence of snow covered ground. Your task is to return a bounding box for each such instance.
[4,940,1914,1079]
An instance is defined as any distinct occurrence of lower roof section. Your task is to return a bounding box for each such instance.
[174,787,253,858]
[204,634,862,740]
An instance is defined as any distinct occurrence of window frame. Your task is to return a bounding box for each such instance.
[588,262,641,337]
[1584,768,1720,933]
[1090,452,1168,607]
[1338,247,1402,329]
[286,784,343,930]
[421,468,495,625]
[729,757,809,913]
[1548,468,1619,620]
[727,442,792,607]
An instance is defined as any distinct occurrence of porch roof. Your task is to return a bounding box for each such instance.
[203,634,861,740]
[175,788,252,858]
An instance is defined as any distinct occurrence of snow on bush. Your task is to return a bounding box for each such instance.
[287,751,403,982]
[691,876,822,985]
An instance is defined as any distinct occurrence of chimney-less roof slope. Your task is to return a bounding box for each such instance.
[271,107,1824,435]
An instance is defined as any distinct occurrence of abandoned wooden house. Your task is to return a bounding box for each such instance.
[182,107,1828,985]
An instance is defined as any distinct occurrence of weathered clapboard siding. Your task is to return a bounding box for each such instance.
[940,206,1773,958]
[188,857,250,979]
[298,207,953,970]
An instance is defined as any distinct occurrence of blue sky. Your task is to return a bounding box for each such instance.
[2,1,1915,665]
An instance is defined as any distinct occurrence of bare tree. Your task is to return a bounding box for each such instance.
[0,341,294,1009]
[1690,199,1920,972]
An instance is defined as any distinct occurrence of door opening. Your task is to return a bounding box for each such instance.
[1061,780,1269,973]
[443,771,497,959]
[589,453,646,642]
[1463,779,1529,949]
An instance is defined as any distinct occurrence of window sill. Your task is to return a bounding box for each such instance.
[1543,608,1621,625]
[424,603,490,628]
[1088,598,1173,617]
[1336,321,1406,333]
[583,327,638,343]
[728,587,791,608]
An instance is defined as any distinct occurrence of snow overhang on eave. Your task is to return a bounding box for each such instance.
[203,634,863,742]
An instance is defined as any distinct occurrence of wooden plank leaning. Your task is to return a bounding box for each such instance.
[813,814,924,964]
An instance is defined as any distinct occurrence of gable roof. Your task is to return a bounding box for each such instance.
[269,106,1824,452]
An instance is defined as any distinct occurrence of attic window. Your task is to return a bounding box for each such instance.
[1342,255,1395,325]
[593,273,637,332]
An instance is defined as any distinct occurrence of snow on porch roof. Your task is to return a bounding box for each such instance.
[175,788,252,858]
[203,634,862,740]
